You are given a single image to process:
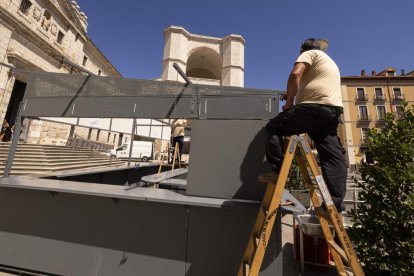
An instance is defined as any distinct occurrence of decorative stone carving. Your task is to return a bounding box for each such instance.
[50,23,57,35]
[33,7,42,21]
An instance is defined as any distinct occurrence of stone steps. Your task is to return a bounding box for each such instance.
[0,143,123,175]
[0,156,112,163]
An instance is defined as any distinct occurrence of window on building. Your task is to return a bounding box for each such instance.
[387,70,395,76]
[395,105,404,119]
[57,31,64,44]
[356,88,366,101]
[98,69,102,76]
[393,88,403,100]
[358,105,369,120]
[19,0,32,14]
[374,87,385,100]
[377,105,386,120]
[41,10,51,31]
[107,132,111,143]
[113,134,116,144]
[361,128,370,144]
[82,55,88,67]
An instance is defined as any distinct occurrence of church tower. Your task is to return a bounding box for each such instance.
[162,26,245,87]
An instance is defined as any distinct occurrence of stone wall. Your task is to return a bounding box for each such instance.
[0,0,120,146]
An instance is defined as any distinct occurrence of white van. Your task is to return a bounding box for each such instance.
[110,141,153,162]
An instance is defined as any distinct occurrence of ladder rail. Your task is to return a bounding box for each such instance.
[295,154,349,275]
[238,137,297,276]
[158,143,181,174]
[299,140,364,276]
[238,135,365,276]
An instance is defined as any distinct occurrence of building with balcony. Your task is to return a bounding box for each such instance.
[340,67,414,169]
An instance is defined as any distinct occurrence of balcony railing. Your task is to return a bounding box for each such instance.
[392,111,404,119]
[360,138,368,148]
[377,117,386,122]
[393,95,404,101]
[357,114,371,121]
[374,95,386,101]
[355,94,368,101]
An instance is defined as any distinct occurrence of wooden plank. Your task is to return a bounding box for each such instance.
[141,168,188,184]
[159,178,187,186]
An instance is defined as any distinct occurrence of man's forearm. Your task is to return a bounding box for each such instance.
[285,74,300,107]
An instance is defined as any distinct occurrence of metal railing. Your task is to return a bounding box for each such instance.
[393,95,404,101]
[355,94,368,101]
[66,134,115,166]
[344,185,364,213]
[373,95,386,101]
[359,138,368,148]
[357,114,371,121]
[67,134,113,153]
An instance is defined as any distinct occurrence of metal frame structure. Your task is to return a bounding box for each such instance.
[0,72,305,275]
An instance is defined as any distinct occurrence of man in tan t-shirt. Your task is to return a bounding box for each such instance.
[171,119,188,161]
[259,38,347,213]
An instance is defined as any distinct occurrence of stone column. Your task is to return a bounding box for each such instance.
[222,35,245,87]
[0,23,13,123]
[162,26,189,82]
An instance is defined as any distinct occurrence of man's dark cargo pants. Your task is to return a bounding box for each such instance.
[265,103,347,212]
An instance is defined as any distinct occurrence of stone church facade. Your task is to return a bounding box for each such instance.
[0,0,120,145]
[0,1,246,150]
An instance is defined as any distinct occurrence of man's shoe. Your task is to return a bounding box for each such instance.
[258,171,279,183]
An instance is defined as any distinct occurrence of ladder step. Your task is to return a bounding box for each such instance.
[253,234,260,248]
[243,262,250,276]
[327,240,350,265]
[261,204,269,215]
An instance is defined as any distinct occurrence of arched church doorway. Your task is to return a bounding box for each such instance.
[4,79,26,141]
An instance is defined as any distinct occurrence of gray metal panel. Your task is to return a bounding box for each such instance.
[186,206,282,276]
[187,120,272,200]
[0,185,284,275]
[0,187,187,275]
[21,72,281,119]
[0,177,260,210]
[21,96,277,119]
[25,72,281,98]
[199,96,278,119]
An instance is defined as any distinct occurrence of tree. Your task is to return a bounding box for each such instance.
[349,102,414,275]
[287,158,306,190]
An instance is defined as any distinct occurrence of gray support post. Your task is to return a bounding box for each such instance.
[127,119,136,167]
[3,102,24,177]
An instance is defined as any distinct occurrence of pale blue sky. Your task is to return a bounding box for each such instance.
[77,0,414,90]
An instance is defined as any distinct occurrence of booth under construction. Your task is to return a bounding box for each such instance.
[0,72,306,275]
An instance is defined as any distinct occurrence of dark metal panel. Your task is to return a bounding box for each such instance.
[187,120,272,200]
[20,97,194,118]
[185,206,282,276]
[20,96,278,119]
[25,72,281,99]
[0,177,260,210]
[69,97,193,118]
[21,72,282,119]
[95,200,187,276]
[0,187,187,275]
[199,95,278,119]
